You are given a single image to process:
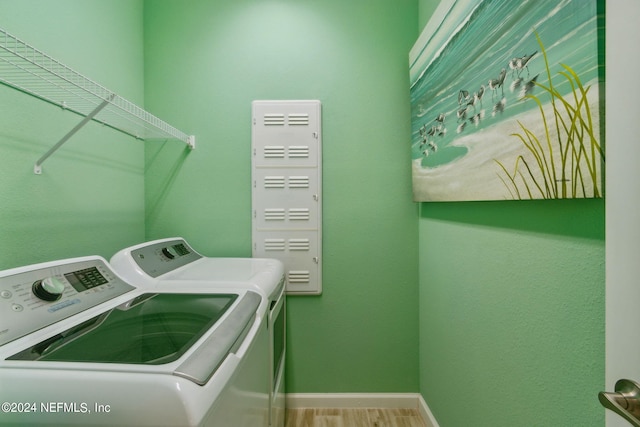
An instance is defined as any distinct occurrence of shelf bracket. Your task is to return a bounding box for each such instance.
[187,135,196,150]
[34,94,115,175]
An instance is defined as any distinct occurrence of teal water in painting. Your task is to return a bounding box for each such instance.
[410,0,601,168]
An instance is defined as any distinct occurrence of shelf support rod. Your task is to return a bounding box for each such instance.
[34,94,115,175]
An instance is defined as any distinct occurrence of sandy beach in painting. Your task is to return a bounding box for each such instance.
[412,90,602,201]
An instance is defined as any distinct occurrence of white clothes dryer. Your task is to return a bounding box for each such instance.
[0,256,269,426]
[110,237,286,427]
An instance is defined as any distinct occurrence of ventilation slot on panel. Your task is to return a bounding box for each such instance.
[264,146,285,158]
[264,176,286,188]
[288,176,310,188]
[288,208,310,221]
[288,270,310,284]
[288,146,309,158]
[289,239,310,251]
[264,208,286,221]
[264,114,285,126]
[264,239,286,251]
[288,113,309,126]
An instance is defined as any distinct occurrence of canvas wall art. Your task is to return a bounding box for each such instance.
[409,0,604,201]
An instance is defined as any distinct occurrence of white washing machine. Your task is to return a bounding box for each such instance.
[110,237,286,427]
[0,256,269,426]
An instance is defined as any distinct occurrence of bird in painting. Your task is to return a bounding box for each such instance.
[489,68,507,100]
[509,51,537,78]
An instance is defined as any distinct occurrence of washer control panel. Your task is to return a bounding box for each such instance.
[0,257,135,347]
[129,238,203,278]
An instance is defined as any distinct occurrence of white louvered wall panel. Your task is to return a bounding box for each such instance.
[252,100,322,294]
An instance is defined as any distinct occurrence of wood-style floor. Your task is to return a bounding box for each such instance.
[285,408,428,427]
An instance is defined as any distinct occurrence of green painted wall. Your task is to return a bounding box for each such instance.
[0,0,145,269]
[143,0,421,392]
[418,200,604,426]
[417,1,605,426]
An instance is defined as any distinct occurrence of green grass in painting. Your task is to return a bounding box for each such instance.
[495,33,604,199]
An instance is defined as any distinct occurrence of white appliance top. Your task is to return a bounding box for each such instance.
[110,237,285,301]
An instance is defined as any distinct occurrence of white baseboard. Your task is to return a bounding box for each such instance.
[417,394,440,427]
[286,392,420,409]
[285,393,440,427]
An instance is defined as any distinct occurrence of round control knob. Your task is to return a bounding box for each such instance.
[32,277,65,301]
[162,246,179,259]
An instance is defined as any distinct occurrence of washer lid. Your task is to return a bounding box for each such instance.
[8,292,240,366]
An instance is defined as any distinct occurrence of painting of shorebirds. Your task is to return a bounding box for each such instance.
[409,0,604,201]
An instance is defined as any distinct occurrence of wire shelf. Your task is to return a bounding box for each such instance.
[0,27,195,172]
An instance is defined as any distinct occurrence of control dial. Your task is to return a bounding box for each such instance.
[32,277,65,301]
[162,246,179,259]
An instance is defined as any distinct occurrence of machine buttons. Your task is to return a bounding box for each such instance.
[173,243,190,256]
[75,268,108,288]
[0,290,11,299]
[11,303,23,312]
